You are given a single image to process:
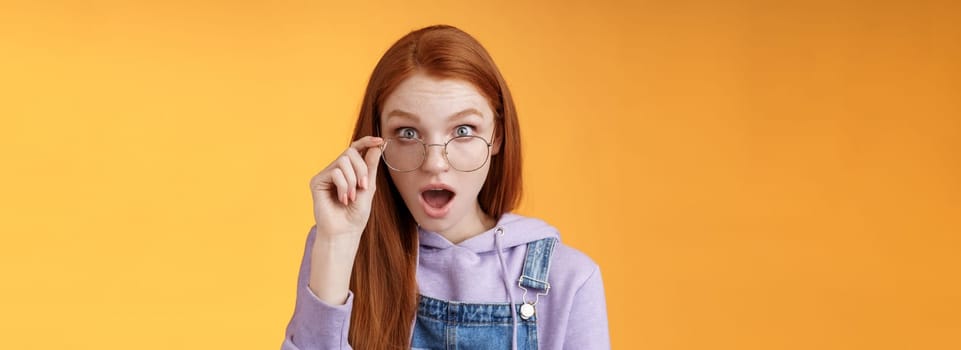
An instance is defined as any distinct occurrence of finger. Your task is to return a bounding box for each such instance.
[330,168,349,206]
[343,148,369,190]
[335,156,357,202]
[350,136,384,153]
[309,172,326,193]
[364,143,384,189]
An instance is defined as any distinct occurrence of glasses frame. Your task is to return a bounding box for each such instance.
[380,134,494,172]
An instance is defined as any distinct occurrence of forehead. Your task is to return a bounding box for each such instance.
[381,73,493,125]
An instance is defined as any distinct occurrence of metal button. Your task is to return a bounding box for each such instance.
[520,303,535,320]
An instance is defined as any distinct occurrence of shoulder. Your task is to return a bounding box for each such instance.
[545,239,602,293]
[503,212,603,291]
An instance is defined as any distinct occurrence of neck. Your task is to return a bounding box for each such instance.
[439,205,497,244]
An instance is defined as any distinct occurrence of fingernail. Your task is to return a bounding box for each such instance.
[340,193,346,205]
[350,189,356,202]
[361,176,368,189]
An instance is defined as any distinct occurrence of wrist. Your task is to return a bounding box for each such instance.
[315,232,361,250]
[312,233,362,264]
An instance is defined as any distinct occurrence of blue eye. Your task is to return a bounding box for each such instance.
[397,127,419,139]
[455,125,474,137]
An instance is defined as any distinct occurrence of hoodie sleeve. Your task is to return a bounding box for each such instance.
[564,265,611,349]
[281,227,354,350]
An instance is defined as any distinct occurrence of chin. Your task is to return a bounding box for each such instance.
[412,212,452,231]
[411,203,462,232]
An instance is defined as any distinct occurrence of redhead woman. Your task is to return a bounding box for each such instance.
[281,25,610,350]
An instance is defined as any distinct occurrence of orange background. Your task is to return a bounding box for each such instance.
[1,0,959,349]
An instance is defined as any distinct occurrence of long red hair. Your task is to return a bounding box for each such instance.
[346,25,523,349]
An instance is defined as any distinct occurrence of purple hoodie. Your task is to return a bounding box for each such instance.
[281,213,611,349]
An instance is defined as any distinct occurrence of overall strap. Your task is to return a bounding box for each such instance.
[518,237,558,293]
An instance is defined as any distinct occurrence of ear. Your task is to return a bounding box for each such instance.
[490,127,503,156]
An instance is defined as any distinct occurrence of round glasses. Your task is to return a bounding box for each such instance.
[380,135,493,172]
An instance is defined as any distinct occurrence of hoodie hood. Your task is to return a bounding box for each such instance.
[417,213,559,253]
[414,213,561,303]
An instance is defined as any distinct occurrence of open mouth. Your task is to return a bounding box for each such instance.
[420,189,455,218]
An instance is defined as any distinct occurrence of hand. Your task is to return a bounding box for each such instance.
[309,136,384,242]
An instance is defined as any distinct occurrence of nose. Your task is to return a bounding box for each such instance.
[421,143,450,173]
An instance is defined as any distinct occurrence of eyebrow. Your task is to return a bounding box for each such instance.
[385,108,483,123]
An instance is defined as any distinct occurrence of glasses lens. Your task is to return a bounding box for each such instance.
[383,138,425,172]
[446,136,490,171]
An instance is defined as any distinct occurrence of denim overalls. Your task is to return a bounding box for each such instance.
[411,237,558,350]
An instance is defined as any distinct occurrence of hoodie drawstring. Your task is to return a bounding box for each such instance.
[493,226,518,350]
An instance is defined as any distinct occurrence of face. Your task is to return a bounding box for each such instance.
[380,72,501,238]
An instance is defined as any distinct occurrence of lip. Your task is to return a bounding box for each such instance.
[419,183,456,194]
[419,182,456,219]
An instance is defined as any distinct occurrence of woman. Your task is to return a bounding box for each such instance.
[282,24,610,350]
